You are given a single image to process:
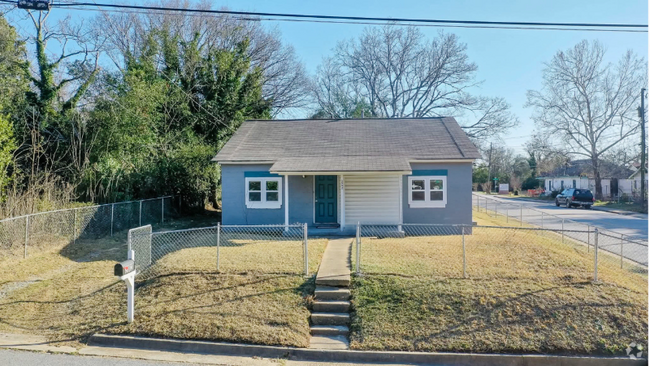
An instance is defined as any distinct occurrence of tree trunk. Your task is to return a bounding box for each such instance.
[592,157,602,200]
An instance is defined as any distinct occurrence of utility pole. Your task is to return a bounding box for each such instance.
[640,88,647,213]
[487,142,493,194]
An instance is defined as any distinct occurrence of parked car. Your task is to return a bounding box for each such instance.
[555,188,594,209]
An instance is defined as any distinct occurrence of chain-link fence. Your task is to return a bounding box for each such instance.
[472,193,648,267]
[128,225,153,272]
[128,224,322,281]
[354,223,647,292]
[0,196,178,259]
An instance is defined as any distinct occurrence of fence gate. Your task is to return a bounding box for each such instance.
[128,225,152,272]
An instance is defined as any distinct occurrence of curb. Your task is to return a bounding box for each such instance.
[89,334,646,366]
[591,206,647,218]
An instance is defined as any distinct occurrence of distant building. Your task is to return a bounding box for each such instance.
[537,159,634,199]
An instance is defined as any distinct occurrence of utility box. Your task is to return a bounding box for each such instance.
[114,259,135,277]
[18,0,51,10]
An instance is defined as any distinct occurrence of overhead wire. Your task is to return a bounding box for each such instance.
[0,0,646,33]
[56,5,650,33]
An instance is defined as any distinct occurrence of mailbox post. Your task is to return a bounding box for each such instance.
[114,250,136,322]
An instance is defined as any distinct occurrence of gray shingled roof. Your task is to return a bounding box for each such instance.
[540,159,634,179]
[214,117,480,172]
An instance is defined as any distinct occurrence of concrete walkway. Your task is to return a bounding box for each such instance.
[315,238,352,287]
[310,238,353,350]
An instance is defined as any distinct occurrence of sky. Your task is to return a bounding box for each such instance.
[4,0,648,155]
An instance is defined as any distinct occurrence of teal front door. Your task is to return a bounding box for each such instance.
[315,176,337,224]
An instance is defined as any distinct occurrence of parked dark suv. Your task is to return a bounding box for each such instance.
[555,188,594,209]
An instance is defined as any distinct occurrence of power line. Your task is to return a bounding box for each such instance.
[1,0,645,32]
[55,5,649,33]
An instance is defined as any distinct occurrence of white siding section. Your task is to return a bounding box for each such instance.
[344,175,401,225]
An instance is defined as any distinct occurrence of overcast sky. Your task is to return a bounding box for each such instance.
[5,0,648,156]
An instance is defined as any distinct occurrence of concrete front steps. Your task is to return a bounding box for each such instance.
[310,286,351,349]
[309,238,353,350]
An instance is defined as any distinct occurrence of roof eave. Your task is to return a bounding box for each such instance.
[270,170,413,175]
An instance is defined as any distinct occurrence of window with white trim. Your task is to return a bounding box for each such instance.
[245,177,282,209]
[408,176,447,208]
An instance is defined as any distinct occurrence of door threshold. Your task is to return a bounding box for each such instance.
[314,224,340,229]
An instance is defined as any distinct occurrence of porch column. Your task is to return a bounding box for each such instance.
[340,175,345,230]
[284,175,289,232]
[398,175,403,232]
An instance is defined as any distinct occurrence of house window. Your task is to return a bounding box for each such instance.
[408,176,447,208]
[245,177,282,209]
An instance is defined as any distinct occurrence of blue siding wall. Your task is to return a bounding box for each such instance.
[402,162,473,225]
[221,165,315,225]
[288,175,313,224]
[222,162,473,226]
[221,164,285,225]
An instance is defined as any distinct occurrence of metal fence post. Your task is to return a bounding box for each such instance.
[161,198,165,224]
[462,226,466,278]
[139,200,143,226]
[24,215,29,258]
[356,223,361,274]
[110,203,115,237]
[303,223,308,276]
[620,234,624,269]
[561,219,564,243]
[593,228,599,282]
[216,223,220,272]
[73,209,77,245]
[541,212,544,229]
[587,225,591,252]
[506,205,508,223]
[520,205,523,227]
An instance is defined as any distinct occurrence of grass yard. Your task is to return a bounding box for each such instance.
[594,201,646,214]
[349,211,648,355]
[0,216,327,349]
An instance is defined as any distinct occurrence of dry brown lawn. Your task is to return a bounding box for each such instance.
[0,217,327,348]
[353,212,647,293]
[349,211,648,355]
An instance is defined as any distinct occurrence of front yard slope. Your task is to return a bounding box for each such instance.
[349,211,648,356]
[350,276,646,355]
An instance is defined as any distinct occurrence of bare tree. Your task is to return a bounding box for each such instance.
[526,40,646,199]
[94,0,309,117]
[524,133,571,176]
[459,96,519,140]
[313,26,518,138]
[310,57,373,118]
[25,11,102,117]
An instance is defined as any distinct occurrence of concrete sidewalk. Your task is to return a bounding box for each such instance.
[315,238,352,287]
[0,333,384,366]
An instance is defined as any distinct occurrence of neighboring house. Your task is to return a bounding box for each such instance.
[625,166,648,198]
[213,117,480,234]
[538,159,634,198]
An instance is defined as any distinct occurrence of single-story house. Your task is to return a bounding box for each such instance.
[213,118,480,234]
[625,166,647,198]
[538,159,634,199]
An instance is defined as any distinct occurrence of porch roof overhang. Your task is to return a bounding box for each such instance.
[269,157,413,175]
